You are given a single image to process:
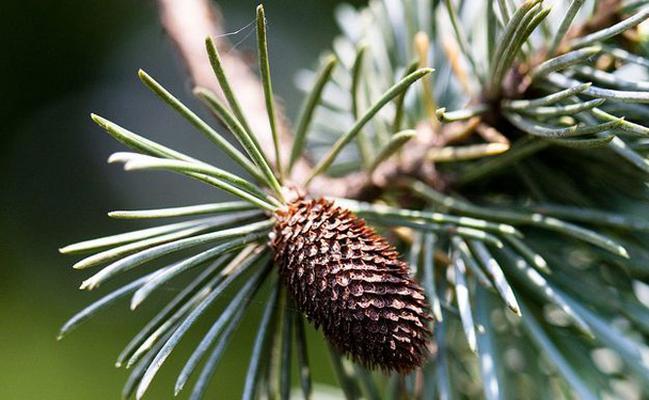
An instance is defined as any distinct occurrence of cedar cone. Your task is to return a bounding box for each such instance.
[270,197,433,373]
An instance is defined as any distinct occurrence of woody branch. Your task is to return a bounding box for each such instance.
[155,0,443,200]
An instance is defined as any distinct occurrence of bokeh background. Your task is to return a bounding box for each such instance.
[0,1,363,398]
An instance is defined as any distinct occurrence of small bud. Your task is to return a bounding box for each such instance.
[271,198,433,372]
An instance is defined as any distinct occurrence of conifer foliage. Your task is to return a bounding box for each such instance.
[61,1,649,398]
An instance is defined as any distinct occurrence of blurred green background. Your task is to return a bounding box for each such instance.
[0,1,363,398]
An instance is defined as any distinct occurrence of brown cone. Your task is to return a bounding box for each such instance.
[270,198,433,373]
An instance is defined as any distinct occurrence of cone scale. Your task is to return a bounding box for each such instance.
[271,198,433,372]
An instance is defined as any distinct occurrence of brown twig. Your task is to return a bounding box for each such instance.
[155,0,442,200]
[156,0,310,177]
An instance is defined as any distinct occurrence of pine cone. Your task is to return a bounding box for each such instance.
[270,198,433,373]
